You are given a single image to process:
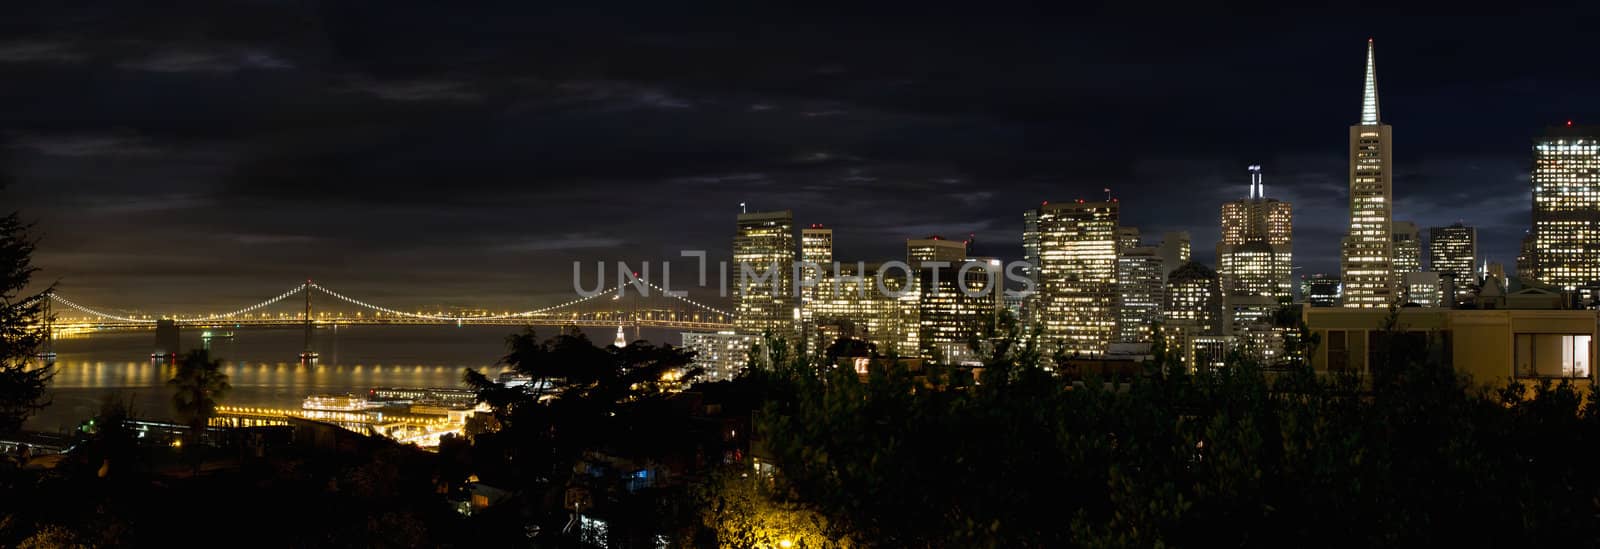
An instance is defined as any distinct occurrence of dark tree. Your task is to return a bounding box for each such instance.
[0,211,52,435]
[168,349,231,445]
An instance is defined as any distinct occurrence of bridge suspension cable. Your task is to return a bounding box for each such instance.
[45,280,737,324]
[186,283,308,321]
[637,279,735,317]
[47,293,156,324]
[308,283,628,321]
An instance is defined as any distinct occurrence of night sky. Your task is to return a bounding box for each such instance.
[3,8,1596,313]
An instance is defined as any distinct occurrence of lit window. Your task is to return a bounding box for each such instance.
[1514,334,1593,379]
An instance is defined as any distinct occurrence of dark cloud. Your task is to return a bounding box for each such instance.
[2,9,1597,313]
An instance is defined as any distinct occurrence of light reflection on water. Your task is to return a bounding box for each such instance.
[28,324,671,432]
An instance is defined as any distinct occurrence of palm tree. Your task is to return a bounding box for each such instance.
[168,349,230,451]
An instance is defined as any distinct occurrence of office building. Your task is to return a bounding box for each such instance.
[733,210,796,337]
[1341,39,1397,308]
[1022,208,1041,283]
[797,225,834,330]
[1401,271,1444,307]
[1392,221,1422,274]
[1165,261,1223,336]
[1518,232,1538,281]
[907,236,967,268]
[1303,273,1342,308]
[918,258,1001,362]
[1217,165,1294,301]
[1038,200,1119,356]
[1115,246,1165,344]
[1428,222,1477,305]
[799,225,833,283]
[1163,261,1225,369]
[810,262,917,358]
[1529,123,1600,291]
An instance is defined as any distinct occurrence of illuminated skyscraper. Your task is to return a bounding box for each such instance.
[733,210,796,337]
[1428,222,1477,304]
[1215,166,1293,362]
[796,224,835,349]
[1217,165,1294,301]
[1530,124,1600,291]
[1165,261,1223,335]
[918,257,1000,362]
[811,262,917,357]
[1341,39,1397,308]
[800,225,834,280]
[1115,246,1164,344]
[1164,261,1226,368]
[903,236,970,358]
[1392,221,1422,274]
[1022,208,1041,282]
[1038,200,1119,356]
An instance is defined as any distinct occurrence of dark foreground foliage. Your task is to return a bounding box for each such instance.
[737,330,1600,547]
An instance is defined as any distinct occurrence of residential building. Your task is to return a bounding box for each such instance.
[681,332,757,382]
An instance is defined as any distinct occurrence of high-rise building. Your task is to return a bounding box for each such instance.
[1215,166,1293,362]
[811,262,917,357]
[681,331,757,382]
[906,236,967,268]
[1392,221,1422,274]
[1302,274,1343,307]
[1529,124,1600,291]
[1401,271,1444,307]
[1164,261,1226,369]
[1115,246,1165,344]
[1165,261,1223,336]
[1517,232,1538,281]
[1217,165,1294,301]
[1428,222,1477,305]
[1022,208,1041,283]
[797,225,834,330]
[918,258,1000,362]
[1038,200,1119,356]
[1341,39,1397,308]
[904,235,968,356]
[733,210,796,337]
[800,225,833,280]
[1156,231,1191,277]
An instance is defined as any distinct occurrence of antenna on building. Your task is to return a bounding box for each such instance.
[1103,187,1112,201]
[739,202,747,214]
[1248,164,1263,199]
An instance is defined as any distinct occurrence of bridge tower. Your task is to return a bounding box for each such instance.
[299,280,318,361]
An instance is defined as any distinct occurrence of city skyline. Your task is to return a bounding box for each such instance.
[4,12,1598,311]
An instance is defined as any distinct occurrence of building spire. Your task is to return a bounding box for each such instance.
[1248,164,1263,199]
[1361,38,1379,125]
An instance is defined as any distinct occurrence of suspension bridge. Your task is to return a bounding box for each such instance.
[41,280,737,332]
